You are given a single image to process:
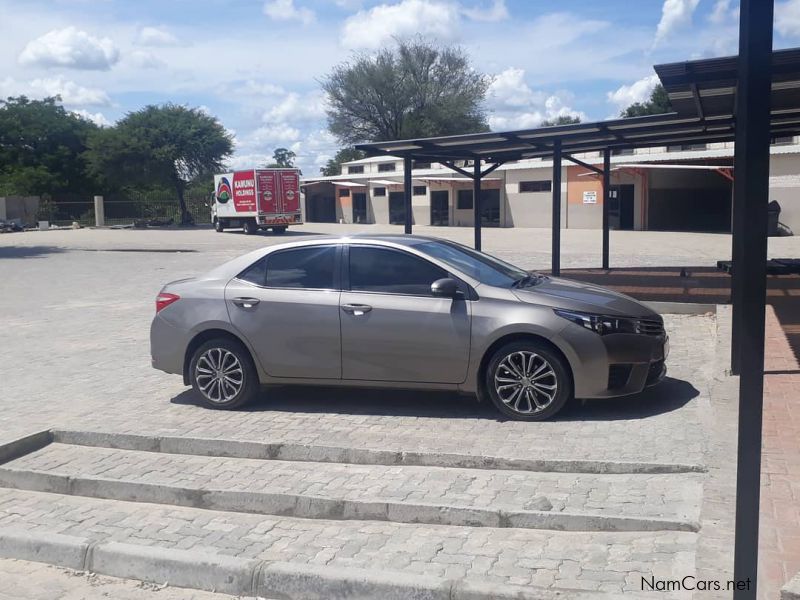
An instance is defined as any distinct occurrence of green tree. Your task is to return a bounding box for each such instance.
[620,84,672,117]
[320,147,365,176]
[266,147,296,168]
[87,104,232,224]
[0,96,98,196]
[540,115,581,127]
[322,38,490,145]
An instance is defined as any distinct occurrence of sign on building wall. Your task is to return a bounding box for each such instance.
[583,190,597,204]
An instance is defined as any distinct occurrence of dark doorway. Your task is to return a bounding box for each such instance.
[389,192,405,225]
[609,184,634,230]
[647,170,732,232]
[430,190,449,225]
[481,189,501,227]
[352,193,368,224]
[306,193,336,223]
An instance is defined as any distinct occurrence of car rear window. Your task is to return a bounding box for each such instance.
[349,246,446,296]
[237,258,267,286]
[265,246,336,289]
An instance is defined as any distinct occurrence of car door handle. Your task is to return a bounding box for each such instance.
[341,303,372,316]
[232,297,260,309]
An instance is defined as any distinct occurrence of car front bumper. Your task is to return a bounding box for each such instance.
[558,323,669,399]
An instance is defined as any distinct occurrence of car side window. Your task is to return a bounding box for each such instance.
[349,246,446,296]
[237,258,267,286]
[265,246,337,289]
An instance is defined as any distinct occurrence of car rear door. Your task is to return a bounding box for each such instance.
[225,244,341,379]
[339,244,471,384]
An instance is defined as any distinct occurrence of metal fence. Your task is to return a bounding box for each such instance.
[37,193,211,227]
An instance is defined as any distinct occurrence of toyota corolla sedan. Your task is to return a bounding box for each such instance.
[151,235,668,421]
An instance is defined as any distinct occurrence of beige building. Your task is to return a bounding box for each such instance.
[301,137,800,234]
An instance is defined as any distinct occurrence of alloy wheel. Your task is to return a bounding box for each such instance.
[195,348,244,404]
[493,351,558,414]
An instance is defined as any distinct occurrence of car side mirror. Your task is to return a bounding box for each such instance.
[431,278,462,298]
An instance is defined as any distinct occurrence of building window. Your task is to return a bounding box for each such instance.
[519,180,552,193]
[338,188,350,197]
[373,187,386,197]
[347,165,364,174]
[667,143,707,152]
[413,160,431,169]
[412,186,427,196]
[456,190,473,210]
[611,148,634,156]
[772,135,795,145]
[378,163,396,172]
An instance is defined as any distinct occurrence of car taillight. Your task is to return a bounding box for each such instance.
[155,292,180,313]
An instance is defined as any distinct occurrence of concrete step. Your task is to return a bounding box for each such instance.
[0,488,693,598]
[0,441,701,532]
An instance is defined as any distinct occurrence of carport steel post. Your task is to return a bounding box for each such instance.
[731,0,773,596]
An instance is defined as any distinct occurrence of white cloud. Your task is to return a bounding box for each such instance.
[654,0,700,45]
[244,80,286,96]
[606,74,659,111]
[71,109,111,127]
[18,27,119,70]
[252,123,302,143]
[127,50,166,69]
[262,90,326,124]
[462,0,508,23]
[0,76,110,106]
[263,0,315,26]
[709,0,732,24]
[776,0,800,37]
[136,26,179,46]
[341,0,461,49]
[486,68,584,130]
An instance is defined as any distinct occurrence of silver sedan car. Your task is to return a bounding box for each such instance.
[151,235,668,421]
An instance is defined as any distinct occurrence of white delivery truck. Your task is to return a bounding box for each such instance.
[212,168,302,234]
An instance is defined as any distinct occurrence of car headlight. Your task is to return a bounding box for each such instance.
[554,309,640,335]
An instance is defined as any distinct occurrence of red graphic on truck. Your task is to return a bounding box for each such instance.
[232,171,257,212]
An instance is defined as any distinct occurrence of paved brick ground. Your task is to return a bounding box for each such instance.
[1,225,794,597]
[760,306,800,600]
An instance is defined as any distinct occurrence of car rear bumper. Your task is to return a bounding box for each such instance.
[150,315,186,375]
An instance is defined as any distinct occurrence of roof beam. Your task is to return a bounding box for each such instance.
[563,154,605,175]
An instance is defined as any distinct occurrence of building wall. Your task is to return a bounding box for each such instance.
[504,166,564,228]
[565,166,603,229]
[769,154,800,233]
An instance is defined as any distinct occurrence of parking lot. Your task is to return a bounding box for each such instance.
[0,224,797,598]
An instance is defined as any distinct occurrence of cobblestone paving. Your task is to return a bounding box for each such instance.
[7,443,703,522]
[0,226,751,596]
[0,489,695,594]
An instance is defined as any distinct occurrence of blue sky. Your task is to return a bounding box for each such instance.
[1,0,800,174]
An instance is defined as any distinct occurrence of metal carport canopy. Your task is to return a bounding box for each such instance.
[356,33,798,599]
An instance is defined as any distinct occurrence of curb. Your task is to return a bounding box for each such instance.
[51,429,707,475]
[0,430,52,466]
[643,301,718,315]
[0,467,699,533]
[783,571,800,600]
[0,527,621,599]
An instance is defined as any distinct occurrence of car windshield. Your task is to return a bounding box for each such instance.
[416,240,531,287]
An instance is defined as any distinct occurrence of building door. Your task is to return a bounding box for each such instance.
[609,185,635,230]
[388,192,405,224]
[481,189,501,227]
[430,190,449,225]
[352,193,367,224]
[306,194,336,223]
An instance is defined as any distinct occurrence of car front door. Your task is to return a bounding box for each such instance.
[225,245,341,379]
[340,245,471,384]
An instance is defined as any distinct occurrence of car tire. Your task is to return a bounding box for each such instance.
[189,338,260,410]
[485,340,572,421]
[214,218,225,232]
[272,226,287,234]
[243,220,258,235]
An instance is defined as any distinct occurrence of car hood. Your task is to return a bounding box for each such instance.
[511,277,659,319]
